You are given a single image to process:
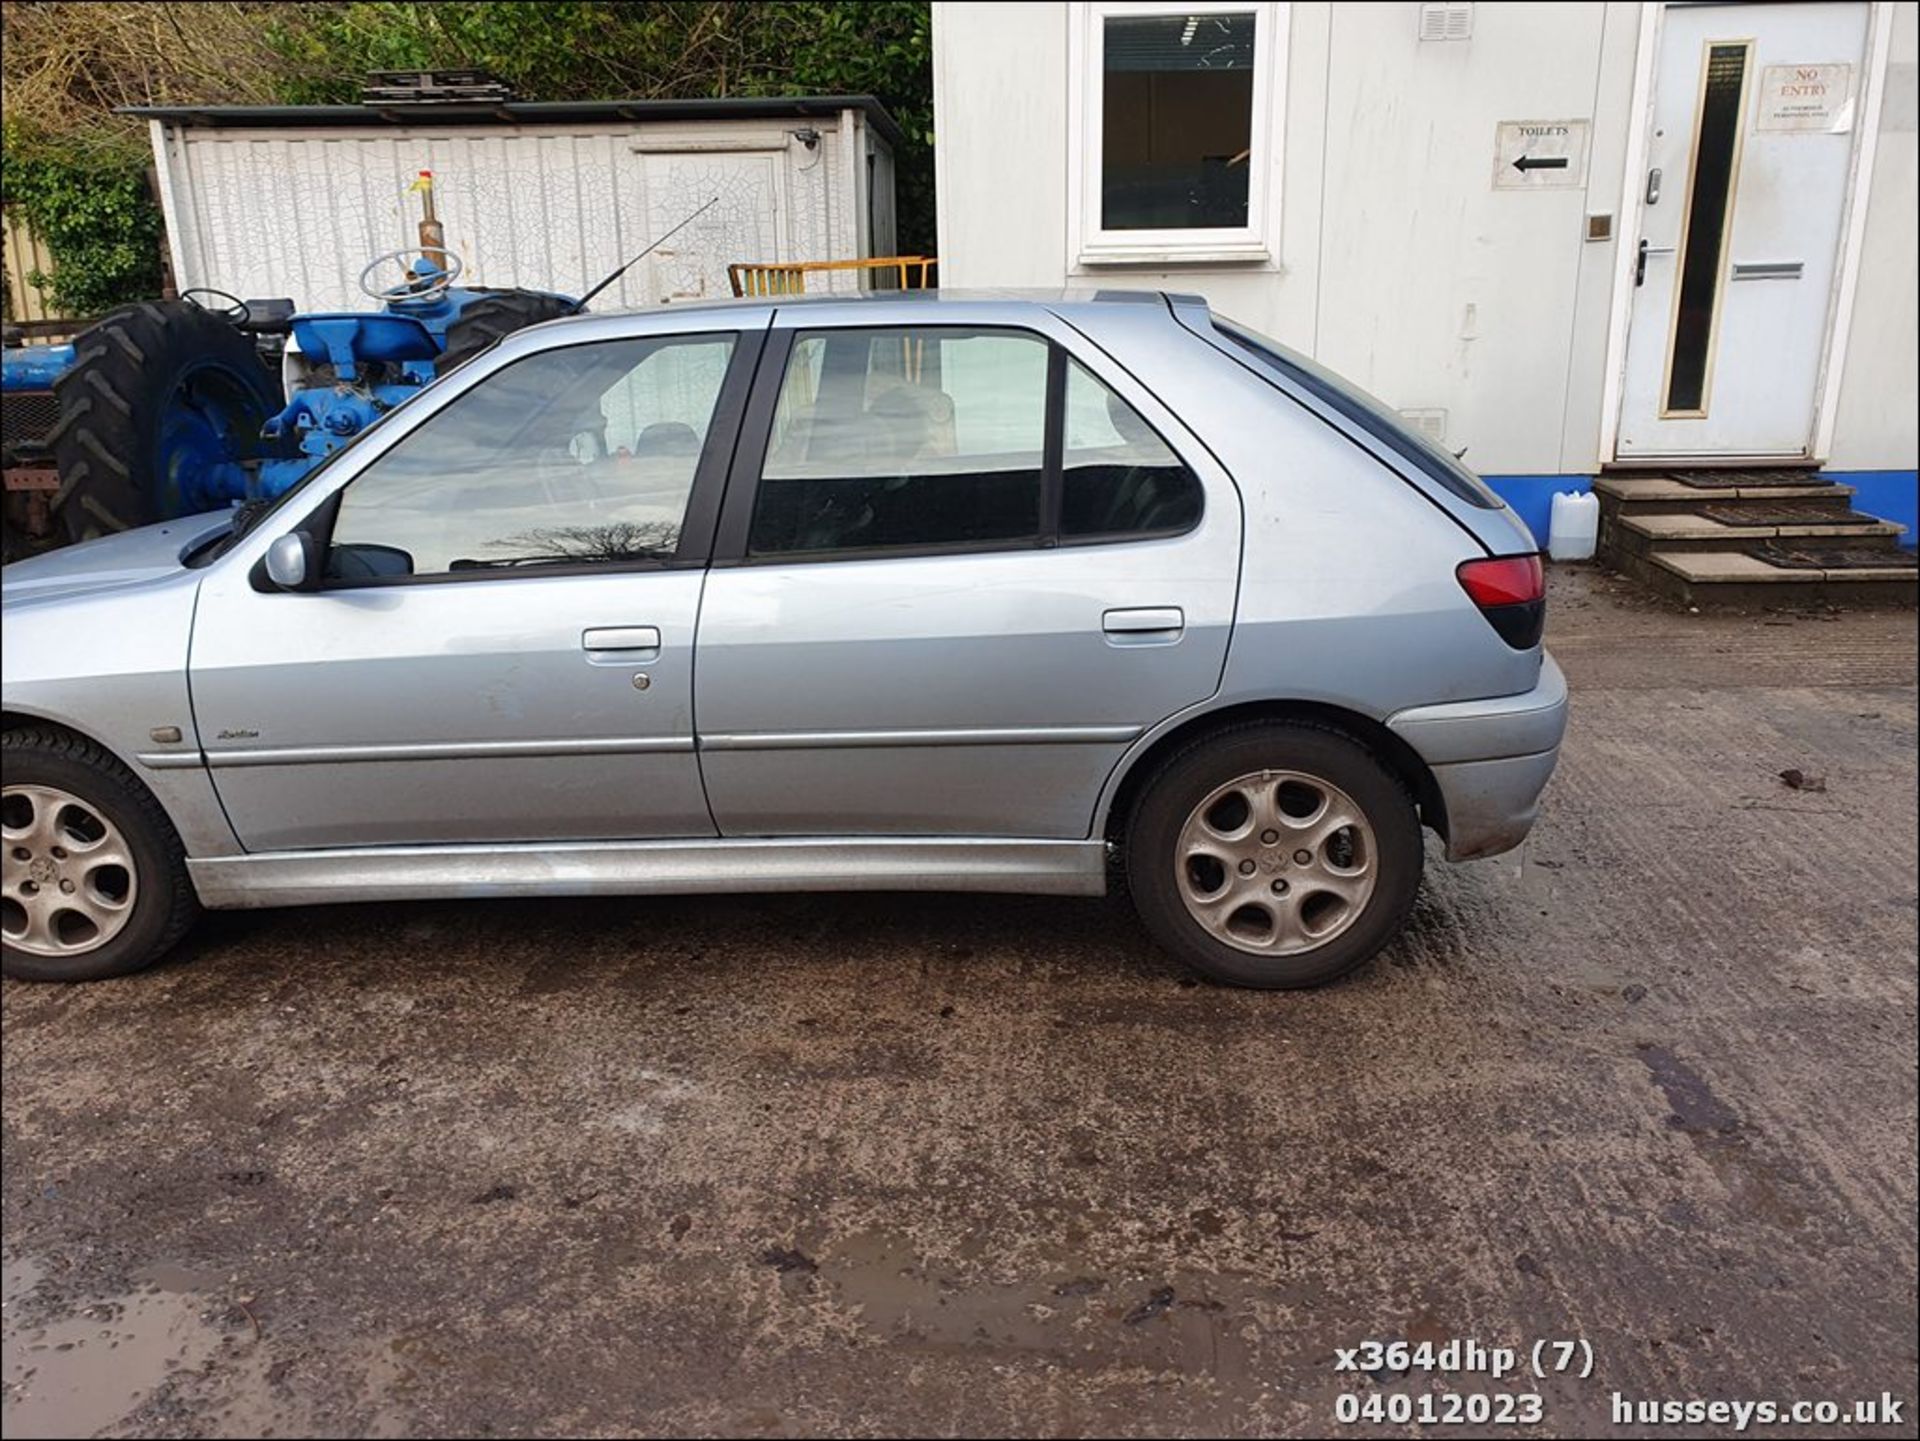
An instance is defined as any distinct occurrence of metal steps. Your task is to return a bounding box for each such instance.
[1595,469,1914,607]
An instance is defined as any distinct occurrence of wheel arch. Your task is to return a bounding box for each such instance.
[1097,699,1448,851]
[5,705,121,756]
[2,704,158,792]
[2,704,238,859]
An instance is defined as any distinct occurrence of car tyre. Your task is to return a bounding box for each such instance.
[1125,722,1423,989]
[1,727,199,982]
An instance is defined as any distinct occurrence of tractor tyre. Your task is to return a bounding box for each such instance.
[48,301,283,544]
[436,290,577,376]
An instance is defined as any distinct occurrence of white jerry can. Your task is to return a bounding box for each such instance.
[1547,489,1600,561]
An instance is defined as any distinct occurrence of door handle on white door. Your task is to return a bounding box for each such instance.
[1635,239,1677,286]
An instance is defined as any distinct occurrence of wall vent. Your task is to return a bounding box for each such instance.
[1418,2,1473,42]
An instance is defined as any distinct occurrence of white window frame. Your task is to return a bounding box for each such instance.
[1067,0,1286,268]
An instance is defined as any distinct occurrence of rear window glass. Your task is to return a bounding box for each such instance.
[1214,318,1504,509]
[752,328,1046,555]
[1061,359,1203,539]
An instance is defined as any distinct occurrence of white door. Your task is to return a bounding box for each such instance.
[632,148,789,304]
[1617,1,1871,458]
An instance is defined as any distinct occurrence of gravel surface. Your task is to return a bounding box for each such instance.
[4,568,1915,1437]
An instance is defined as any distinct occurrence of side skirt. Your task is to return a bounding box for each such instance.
[187,837,1110,910]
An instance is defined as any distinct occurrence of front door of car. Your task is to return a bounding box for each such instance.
[189,323,763,851]
[694,314,1241,839]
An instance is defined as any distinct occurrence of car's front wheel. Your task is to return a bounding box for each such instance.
[2,727,198,981]
[1125,723,1423,989]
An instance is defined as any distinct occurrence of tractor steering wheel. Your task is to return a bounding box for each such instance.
[358,247,464,305]
[181,288,251,325]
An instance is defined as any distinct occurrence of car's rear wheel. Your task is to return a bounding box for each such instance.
[1125,723,1423,989]
[1,727,198,981]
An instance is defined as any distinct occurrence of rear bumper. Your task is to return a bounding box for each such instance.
[1387,653,1568,860]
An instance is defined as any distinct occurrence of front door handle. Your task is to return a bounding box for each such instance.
[583,626,661,652]
[1103,607,1184,646]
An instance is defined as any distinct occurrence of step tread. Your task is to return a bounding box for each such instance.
[1595,475,1854,502]
[1623,513,1907,541]
[1652,549,1920,584]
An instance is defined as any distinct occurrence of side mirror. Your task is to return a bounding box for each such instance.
[264,531,321,591]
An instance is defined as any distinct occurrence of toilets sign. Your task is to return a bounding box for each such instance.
[1493,120,1591,189]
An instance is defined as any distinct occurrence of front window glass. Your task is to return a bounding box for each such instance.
[1102,11,1256,230]
[327,334,734,577]
[750,328,1048,555]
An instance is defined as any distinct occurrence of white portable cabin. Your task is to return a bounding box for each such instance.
[930,2,1918,539]
[127,95,902,312]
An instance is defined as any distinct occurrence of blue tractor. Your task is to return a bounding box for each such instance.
[2,176,573,554]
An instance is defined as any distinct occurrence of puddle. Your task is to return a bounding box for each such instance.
[3,1255,428,1438]
[2,1256,224,1440]
[813,1230,1266,1384]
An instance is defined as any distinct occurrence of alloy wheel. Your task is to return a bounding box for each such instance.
[1,784,140,956]
[1174,769,1378,956]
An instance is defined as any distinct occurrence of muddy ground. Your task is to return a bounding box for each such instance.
[3,568,1915,1438]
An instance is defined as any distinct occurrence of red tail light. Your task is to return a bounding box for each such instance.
[1457,554,1546,648]
[1457,554,1545,607]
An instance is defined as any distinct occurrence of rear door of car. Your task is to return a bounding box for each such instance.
[692,300,1242,839]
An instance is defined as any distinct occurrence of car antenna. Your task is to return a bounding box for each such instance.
[568,196,720,314]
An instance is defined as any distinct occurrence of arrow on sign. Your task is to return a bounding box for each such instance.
[1512,154,1570,173]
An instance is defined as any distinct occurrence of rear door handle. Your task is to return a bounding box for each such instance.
[1102,607,1184,646]
[583,625,661,655]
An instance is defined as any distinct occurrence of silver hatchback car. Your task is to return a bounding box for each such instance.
[1,291,1565,988]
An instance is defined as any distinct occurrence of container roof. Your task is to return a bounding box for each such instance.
[119,94,904,149]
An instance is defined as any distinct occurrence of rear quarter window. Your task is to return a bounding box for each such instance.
[1213,318,1505,510]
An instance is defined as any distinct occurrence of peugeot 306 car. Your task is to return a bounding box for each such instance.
[1,291,1565,988]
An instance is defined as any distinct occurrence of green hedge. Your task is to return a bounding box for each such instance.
[2,2,935,318]
[2,126,163,318]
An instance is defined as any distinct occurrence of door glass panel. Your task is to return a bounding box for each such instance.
[751,328,1047,554]
[1103,11,1256,230]
[1666,42,1751,414]
[1061,360,1202,538]
[327,334,734,577]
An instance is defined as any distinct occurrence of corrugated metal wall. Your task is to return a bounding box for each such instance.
[153,118,869,312]
[2,207,63,323]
